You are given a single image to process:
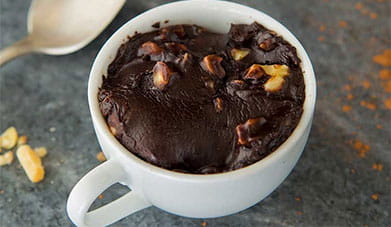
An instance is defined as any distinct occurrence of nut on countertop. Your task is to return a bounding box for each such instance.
[1,127,18,150]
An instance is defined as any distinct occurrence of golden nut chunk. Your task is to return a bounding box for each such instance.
[264,76,286,92]
[17,135,28,146]
[34,147,47,158]
[244,64,266,81]
[200,55,226,79]
[235,117,267,145]
[96,152,107,162]
[153,61,173,90]
[259,64,290,92]
[0,151,14,166]
[16,145,45,183]
[259,64,289,78]
[213,97,223,113]
[1,127,18,149]
[138,41,162,55]
[231,48,250,61]
[204,79,215,90]
[109,126,117,136]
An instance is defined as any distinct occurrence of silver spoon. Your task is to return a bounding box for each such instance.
[0,0,125,66]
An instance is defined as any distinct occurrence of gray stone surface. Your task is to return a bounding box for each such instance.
[1,0,390,226]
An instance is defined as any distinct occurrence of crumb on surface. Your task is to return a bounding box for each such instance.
[360,100,377,110]
[1,127,18,150]
[353,140,370,158]
[355,2,363,9]
[151,22,160,29]
[342,105,352,112]
[372,163,383,171]
[371,193,379,200]
[343,84,352,91]
[384,98,391,109]
[96,152,106,162]
[17,135,28,146]
[16,145,45,183]
[382,80,391,93]
[0,151,14,166]
[34,147,47,158]
[338,20,347,28]
[346,93,354,100]
[373,49,391,66]
[379,69,391,80]
[361,80,371,89]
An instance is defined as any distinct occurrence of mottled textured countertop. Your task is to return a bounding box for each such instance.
[0,0,390,226]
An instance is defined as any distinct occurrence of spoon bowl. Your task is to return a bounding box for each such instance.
[0,0,125,66]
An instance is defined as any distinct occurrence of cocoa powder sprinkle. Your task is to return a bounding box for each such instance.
[373,50,391,67]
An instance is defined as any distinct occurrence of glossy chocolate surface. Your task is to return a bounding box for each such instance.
[98,22,305,173]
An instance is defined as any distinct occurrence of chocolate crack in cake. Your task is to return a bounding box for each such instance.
[98,22,305,174]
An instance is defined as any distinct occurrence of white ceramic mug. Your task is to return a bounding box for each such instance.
[67,0,316,226]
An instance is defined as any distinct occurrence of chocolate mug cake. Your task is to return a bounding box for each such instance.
[98,22,305,174]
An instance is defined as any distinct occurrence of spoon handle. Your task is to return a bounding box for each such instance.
[0,37,35,66]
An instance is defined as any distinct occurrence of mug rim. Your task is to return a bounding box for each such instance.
[88,0,316,181]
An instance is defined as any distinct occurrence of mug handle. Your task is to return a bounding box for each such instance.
[67,159,152,226]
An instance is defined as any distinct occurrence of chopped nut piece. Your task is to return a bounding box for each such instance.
[17,135,28,146]
[0,151,14,166]
[231,48,250,61]
[259,38,277,51]
[236,117,267,145]
[243,64,266,82]
[153,61,173,90]
[16,145,45,183]
[200,55,226,79]
[213,97,223,113]
[164,42,188,53]
[257,31,278,51]
[138,41,162,56]
[178,53,192,69]
[109,126,117,136]
[259,64,290,92]
[264,76,285,92]
[96,152,106,162]
[260,64,289,78]
[204,79,215,91]
[1,127,18,149]
[230,80,246,86]
[34,147,47,158]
